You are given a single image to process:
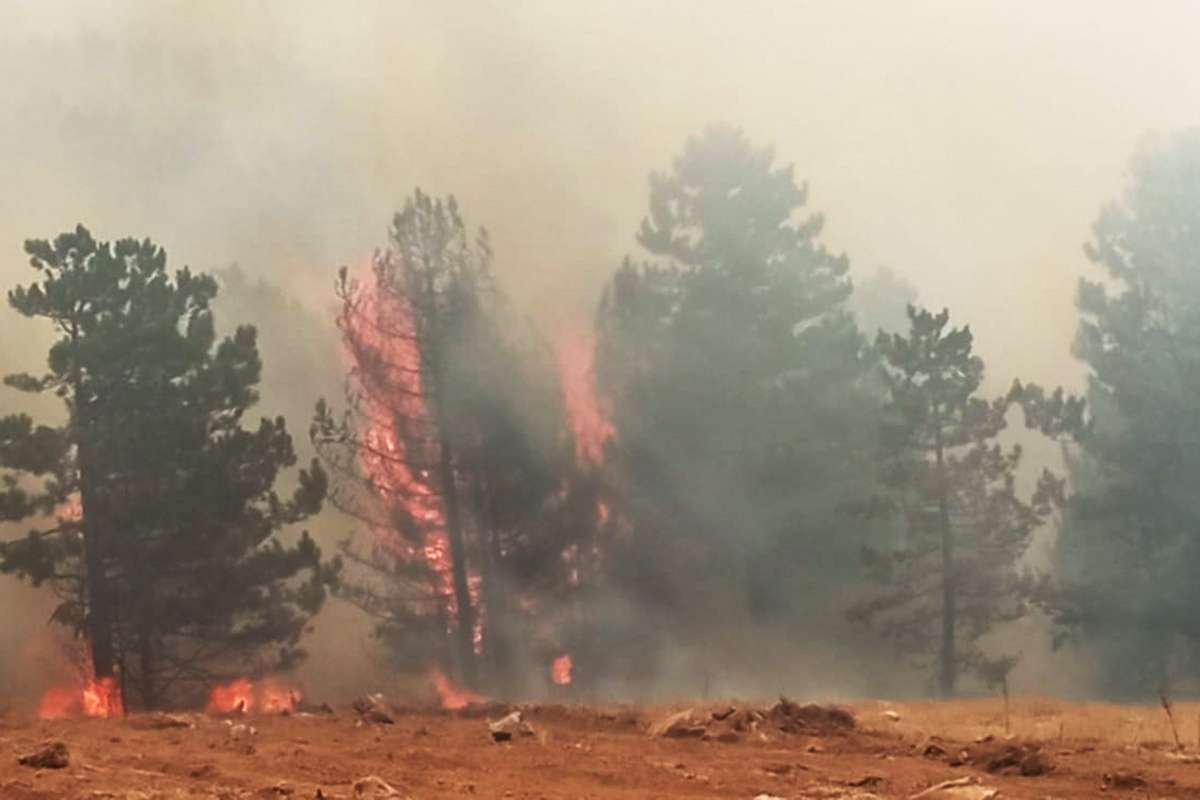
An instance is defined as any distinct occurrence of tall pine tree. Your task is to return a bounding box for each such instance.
[594,126,879,692]
[0,226,334,709]
[1044,130,1200,695]
[851,306,1055,695]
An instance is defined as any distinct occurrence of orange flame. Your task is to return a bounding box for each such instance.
[37,675,123,719]
[557,333,614,465]
[260,680,302,714]
[207,677,254,714]
[550,653,573,686]
[82,677,123,717]
[343,276,482,646]
[207,677,300,714]
[37,685,80,720]
[428,666,482,710]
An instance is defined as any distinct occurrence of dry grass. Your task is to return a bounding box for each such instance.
[852,695,1200,750]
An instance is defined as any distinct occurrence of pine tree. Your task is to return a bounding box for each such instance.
[850,306,1053,695]
[1042,130,1200,695]
[313,191,578,693]
[594,126,879,691]
[0,225,334,708]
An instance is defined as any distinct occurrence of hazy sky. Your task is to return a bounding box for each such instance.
[3,1,1200,396]
[4,0,1200,701]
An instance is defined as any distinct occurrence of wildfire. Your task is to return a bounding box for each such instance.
[207,677,253,713]
[556,333,615,465]
[207,677,300,715]
[550,653,573,686]
[428,666,482,710]
[37,686,80,720]
[346,276,483,644]
[82,677,122,717]
[37,675,123,720]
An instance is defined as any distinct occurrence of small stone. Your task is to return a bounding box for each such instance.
[909,776,999,800]
[352,695,395,725]
[1103,771,1146,789]
[228,723,257,740]
[648,708,705,739]
[353,775,405,798]
[488,711,536,742]
[18,742,70,769]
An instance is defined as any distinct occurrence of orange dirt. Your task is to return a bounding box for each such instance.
[2,697,1200,798]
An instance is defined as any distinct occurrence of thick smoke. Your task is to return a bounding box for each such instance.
[3,0,1200,702]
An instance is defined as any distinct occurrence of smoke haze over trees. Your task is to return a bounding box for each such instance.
[3,2,1200,706]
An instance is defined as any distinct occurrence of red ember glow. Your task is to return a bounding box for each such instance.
[429,665,482,710]
[550,653,573,686]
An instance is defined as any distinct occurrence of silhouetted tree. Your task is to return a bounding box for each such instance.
[0,226,334,708]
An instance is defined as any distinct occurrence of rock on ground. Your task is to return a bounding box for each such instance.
[488,710,536,742]
[353,774,407,798]
[17,742,69,769]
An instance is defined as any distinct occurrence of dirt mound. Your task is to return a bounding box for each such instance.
[649,698,855,743]
[765,697,856,734]
[918,734,1055,776]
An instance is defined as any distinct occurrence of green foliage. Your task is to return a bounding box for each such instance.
[850,306,1048,695]
[593,126,880,689]
[0,225,334,708]
[1043,131,1200,696]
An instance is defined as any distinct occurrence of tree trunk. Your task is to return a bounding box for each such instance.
[70,324,119,687]
[77,443,118,684]
[474,472,514,696]
[935,428,956,697]
[137,589,158,710]
[437,437,477,687]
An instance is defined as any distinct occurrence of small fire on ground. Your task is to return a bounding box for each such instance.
[551,654,573,686]
[38,676,123,720]
[207,677,301,714]
[429,666,483,710]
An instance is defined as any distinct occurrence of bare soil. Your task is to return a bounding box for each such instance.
[3,697,1200,798]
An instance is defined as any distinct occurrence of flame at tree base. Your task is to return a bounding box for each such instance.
[38,676,123,720]
[429,666,483,710]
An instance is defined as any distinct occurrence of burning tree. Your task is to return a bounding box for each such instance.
[0,226,335,710]
[849,306,1057,696]
[313,191,584,694]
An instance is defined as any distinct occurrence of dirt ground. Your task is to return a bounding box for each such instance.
[4,696,1200,799]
